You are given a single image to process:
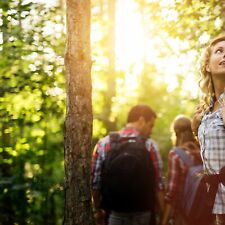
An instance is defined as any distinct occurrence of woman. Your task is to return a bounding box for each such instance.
[161,116,201,225]
[192,34,225,225]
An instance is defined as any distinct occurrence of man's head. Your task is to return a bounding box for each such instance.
[127,104,156,137]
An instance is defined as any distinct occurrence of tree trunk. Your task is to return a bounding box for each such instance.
[64,0,94,225]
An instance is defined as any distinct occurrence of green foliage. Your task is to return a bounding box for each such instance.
[130,0,224,172]
[92,0,225,174]
[0,0,65,224]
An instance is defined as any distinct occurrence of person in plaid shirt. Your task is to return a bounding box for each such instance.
[192,34,225,225]
[162,116,201,225]
[91,104,164,225]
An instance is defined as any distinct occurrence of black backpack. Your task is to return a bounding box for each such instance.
[101,132,156,213]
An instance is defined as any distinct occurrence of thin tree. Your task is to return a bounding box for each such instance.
[64,0,94,224]
[104,0,116,131]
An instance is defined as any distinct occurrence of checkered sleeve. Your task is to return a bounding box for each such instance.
[91,141,105,190]
[165,151,184,203]
[146,139,164,191]
[91,136,110,190]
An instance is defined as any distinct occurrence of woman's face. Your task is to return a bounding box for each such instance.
[206,40,225,77]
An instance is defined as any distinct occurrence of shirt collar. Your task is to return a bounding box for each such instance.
[120,126,141,137]
[217,92,225,107]
[207,93,224,112]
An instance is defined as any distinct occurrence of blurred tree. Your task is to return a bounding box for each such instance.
[0,0,16,223]
[91,0,118,139]
[64,0,94,224]
[103,0,117,131]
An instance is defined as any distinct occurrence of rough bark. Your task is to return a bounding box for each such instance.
[64,0,94,224]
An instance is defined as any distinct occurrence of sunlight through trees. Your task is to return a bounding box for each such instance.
[0,0,224,224]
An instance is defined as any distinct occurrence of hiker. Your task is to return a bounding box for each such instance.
[91,104,164,225]
[192,34,225,225]
[161,116,202,225]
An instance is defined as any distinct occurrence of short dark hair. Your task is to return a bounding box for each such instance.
[127,104,156,123]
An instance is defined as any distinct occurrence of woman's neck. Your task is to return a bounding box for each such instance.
[212,79,225,100]
[211,78,225,112]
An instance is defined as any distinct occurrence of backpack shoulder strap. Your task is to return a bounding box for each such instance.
[109,132,120,143]
[174,147,193,167]
[109,132,120,150]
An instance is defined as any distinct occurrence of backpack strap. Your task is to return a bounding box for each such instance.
[219,166,225,185]
[109,132,120,150]
[109,132,120,143]
[174,147,194,167]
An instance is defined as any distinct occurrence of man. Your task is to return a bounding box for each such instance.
[91,104,164,225]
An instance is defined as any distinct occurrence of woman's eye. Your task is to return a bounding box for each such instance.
[215,49,223,54]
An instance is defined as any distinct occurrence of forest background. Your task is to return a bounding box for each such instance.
[1,0,224,224]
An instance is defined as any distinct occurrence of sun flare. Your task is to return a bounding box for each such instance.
[115,0,145,72]
[115,0,198,96]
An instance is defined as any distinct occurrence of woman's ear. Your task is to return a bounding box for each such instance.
[206,63,211,73]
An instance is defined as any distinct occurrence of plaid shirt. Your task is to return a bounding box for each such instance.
[91,127,164,192]
[164,150,187,206]
[198,94,225,214]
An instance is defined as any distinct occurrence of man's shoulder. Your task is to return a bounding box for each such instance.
[145,138,159,151]
[97,129,124,145]
[97,135,110,147]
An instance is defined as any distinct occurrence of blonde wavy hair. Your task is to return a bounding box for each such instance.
[192,34,225,134]
[199,34,225,110]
